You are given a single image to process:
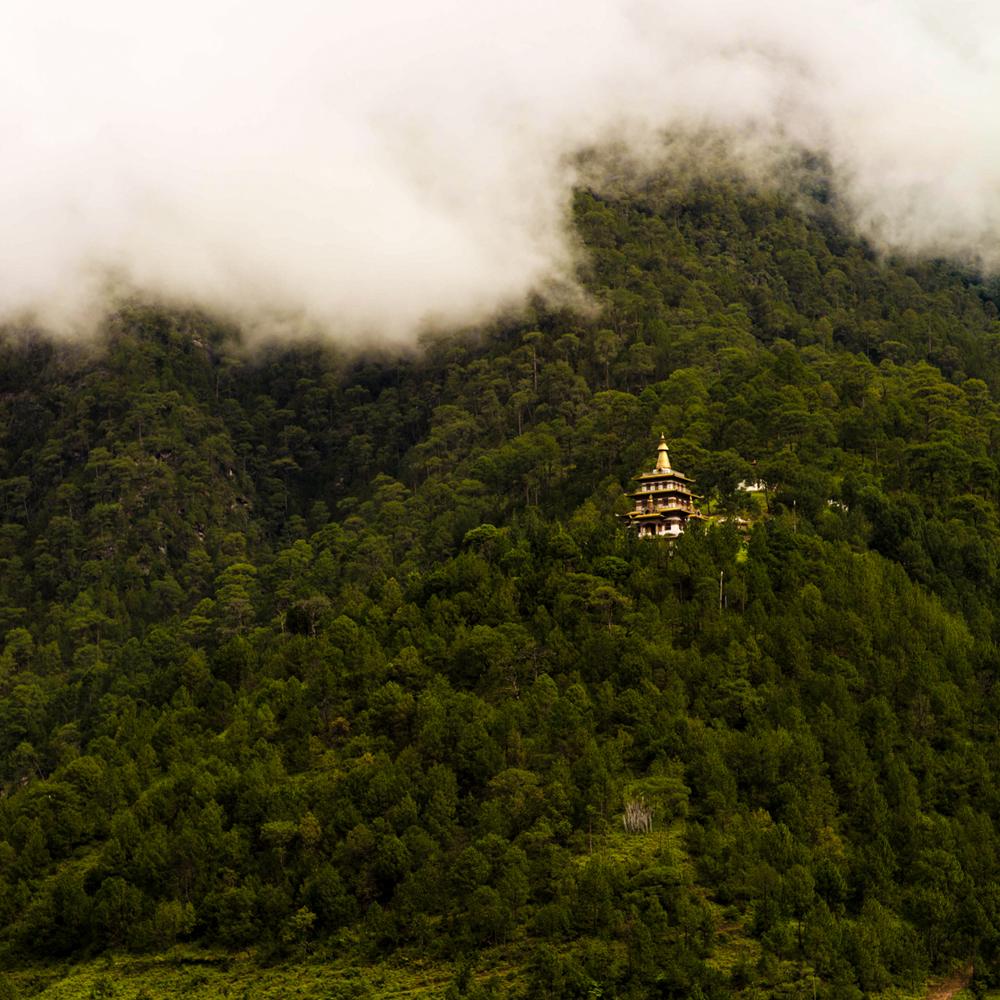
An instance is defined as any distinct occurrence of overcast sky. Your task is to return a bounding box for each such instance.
[2,0,999,341]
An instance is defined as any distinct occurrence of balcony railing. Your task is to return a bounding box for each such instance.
[634,500,694,513]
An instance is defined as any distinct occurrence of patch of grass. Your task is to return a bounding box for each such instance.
[4,940,537,1000]
[6,950,463,1000]
[578,822,690,874]
[705,919,759,978]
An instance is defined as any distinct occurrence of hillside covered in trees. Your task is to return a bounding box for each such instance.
[3,173,1000,998]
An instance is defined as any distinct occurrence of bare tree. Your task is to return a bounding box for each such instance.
[622,797,653,834]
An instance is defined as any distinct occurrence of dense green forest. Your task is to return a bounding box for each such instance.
[4,172,1000,998]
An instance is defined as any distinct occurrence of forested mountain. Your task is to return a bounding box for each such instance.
[3,174,1000,998]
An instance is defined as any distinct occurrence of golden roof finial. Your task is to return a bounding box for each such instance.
[655,433,671,472]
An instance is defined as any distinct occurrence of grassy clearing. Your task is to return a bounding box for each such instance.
[580,823,689,873]
[7,950,458,1000]
[5,941,535,1000]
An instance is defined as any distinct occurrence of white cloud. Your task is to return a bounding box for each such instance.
[2,0,999,341]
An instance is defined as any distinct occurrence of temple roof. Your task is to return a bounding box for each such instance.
[634,471,695,485]
[635,434,695,483]
[629,509,694,519]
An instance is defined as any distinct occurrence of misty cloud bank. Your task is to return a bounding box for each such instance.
[3,0,999,342]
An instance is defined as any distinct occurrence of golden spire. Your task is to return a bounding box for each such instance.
[655,433,671,472]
